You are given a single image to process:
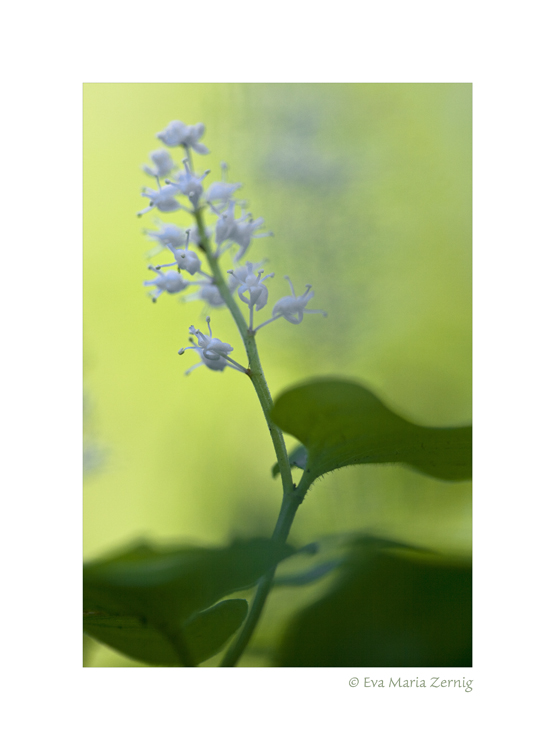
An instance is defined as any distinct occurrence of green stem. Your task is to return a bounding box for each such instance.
[192,204,302,667]
[161,625,195,667]
[220,488,304,667]
[193,207,294,496]
[219,458,314,666]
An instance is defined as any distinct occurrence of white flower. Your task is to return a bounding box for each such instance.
[254,276,327,331]
[166,161,209,208]
[146,222,206,250]
[199,284,226,308]
[232,216,272,261]
[142,149,175,178]
[143,267,189,301]
[145,222,189,248]
[186,346,229,374]
[205,162,242,205]
[205,180,242,204]
[144,222,203,261]
[188,224,207,247]
[138,184,182,216]
[229,262,274,330]
[157,120,209,154]
[178,317,246,375]
[157,245,201,276]
[212,201,272,259]
[187,319,234,360]
[213,200,239,246]
[196,274,240,308]
[272,277,327,324]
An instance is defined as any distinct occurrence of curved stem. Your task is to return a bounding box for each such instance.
[192,203,300,666]
[193,207,294,496]
[161,625,195,667]
[220,488,303,667]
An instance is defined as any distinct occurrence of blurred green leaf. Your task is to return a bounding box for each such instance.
[277,540,472,667]
[84,599,248,666]
[271,378,471,485]
[274,560,341,587]
[83,538,292,664]
[183,599,248,664]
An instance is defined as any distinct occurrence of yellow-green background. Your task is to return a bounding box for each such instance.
[84,83,471,666]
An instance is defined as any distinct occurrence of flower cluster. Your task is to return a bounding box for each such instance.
[138,119,327,375]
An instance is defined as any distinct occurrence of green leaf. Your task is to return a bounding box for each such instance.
[84,599,248,666]
[83,538,291,665]
[182,599,248,664]
[271,378,471,485]
[274,560,341,587]
[277,540,472,667]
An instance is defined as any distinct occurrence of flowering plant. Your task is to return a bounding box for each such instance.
[84,118,472,668]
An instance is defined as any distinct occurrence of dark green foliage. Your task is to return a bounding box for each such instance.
[84,600,248,666]
[277,541,472,667]
[83,539,291,665]
[271,378,472,485]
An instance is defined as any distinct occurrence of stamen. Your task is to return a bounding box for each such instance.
[207,201,222,215]
[254,314,283,332]
[284,276,296,296]
[185,362,203,376]
[305,309,328,317]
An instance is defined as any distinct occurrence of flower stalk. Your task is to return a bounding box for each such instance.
[194,206,295,497]
[138,121,327,664]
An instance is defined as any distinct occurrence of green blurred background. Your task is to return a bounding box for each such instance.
[84,83,471,666]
